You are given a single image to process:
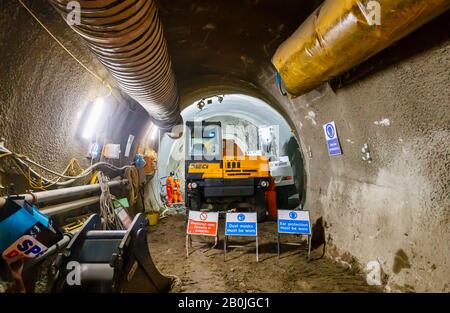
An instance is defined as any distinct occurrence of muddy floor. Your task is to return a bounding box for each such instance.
[148,215,380,293]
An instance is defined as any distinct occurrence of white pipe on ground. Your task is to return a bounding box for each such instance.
[41,196,100,216]
[0,179,128,206]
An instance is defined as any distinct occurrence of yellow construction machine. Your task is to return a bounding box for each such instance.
[185,121,270,221]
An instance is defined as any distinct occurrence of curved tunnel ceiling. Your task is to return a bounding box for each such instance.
[157,0,323,96]
[157,93,295,176]
[182,94,292,133]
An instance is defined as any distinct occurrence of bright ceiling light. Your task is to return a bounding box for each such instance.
[150,124,159,141]
[82,97,105,140]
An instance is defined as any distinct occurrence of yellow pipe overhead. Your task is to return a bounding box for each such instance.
[272,0,450,96]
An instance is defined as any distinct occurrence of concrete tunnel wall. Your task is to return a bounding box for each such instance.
[272,42,450,292]
[0,0,151,191]
[259,24,450,292]
[0,0,448,293]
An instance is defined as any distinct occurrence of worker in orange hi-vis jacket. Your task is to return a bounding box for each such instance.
[166,171,175,206]
[173,179,184,204]
[266,176,278,220]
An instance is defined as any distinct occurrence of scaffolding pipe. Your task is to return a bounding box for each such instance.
[40,196,100,216]
[272,0,450,96]
[1,179,128,205]
[48,0,182,131]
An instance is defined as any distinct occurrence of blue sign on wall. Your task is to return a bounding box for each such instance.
[225,213,257,236]
[278,210,311,235]
[323,121,342,156]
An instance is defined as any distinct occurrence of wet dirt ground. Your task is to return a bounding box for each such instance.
[148,215,381,293]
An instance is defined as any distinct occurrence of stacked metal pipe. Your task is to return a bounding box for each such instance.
[48,0,181,130]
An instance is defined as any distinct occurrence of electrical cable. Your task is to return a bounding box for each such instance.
[125,167,139,209]
[9,157,76,190]
[34,161,133,187]
[98,171,121,230]
[19,156,130,180]
[14,155,80,180]
[0,145,132,189]
[0,153,12,159]
[275,72,287,97]
[17,0,141,115]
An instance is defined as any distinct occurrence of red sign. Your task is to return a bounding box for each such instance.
[187,211,219,237]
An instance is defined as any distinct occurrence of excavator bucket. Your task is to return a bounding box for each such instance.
[52,213,172,293]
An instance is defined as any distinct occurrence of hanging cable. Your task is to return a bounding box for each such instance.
[98,172,122,230]
[0,145,132,189]
[16,0,144,114]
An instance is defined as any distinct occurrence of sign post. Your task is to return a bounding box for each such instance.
[224,212,258,262]
[323,121,342,156]
[277,210,312,260]
[186,211,219,257]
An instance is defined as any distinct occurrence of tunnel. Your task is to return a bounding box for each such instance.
[0,0,449,296]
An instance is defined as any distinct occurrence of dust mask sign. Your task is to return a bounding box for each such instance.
[225,213,257,236]
[323,121,342,156]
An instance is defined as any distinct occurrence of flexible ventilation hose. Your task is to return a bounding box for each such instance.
[48,0,182,130]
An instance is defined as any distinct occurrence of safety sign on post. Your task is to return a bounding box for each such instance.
[224,212,259,262]
[186,211,219,257]
[323,121,342,156]
[277,210,312,259]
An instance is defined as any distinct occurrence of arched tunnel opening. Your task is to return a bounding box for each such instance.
[0,0,449,298]
[151,92,306,214]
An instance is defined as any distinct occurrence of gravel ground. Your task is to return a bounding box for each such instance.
[148,215,381,293]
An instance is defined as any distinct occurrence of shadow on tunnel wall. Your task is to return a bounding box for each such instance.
[283,135,306,206]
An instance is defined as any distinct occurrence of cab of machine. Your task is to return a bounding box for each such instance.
[185,121,223,162]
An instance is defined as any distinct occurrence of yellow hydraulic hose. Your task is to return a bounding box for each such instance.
[272,0,450,96]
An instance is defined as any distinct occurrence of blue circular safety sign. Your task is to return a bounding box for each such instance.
[237,213,246,221]
[326,124,335,139]
[289,211,297,219]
